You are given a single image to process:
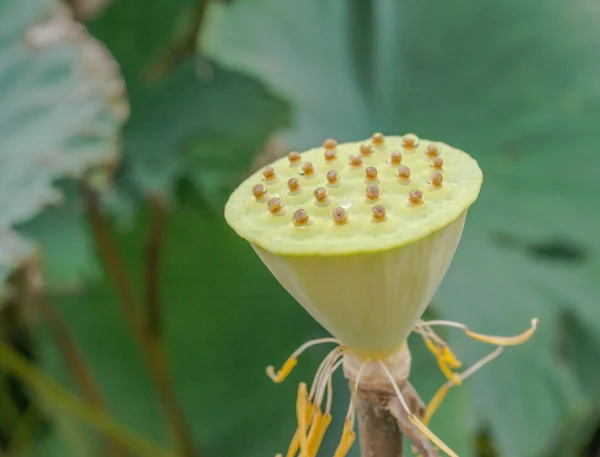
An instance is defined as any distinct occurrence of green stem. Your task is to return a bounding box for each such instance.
[0,343,173,457]
[84,186,198,457]
[38,296,126,457]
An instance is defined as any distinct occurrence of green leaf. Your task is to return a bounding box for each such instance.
[85,0,291,206]
[203,0,600,455]
[0,0,126,288]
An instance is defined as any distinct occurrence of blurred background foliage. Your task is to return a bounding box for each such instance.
[0,0,599,456]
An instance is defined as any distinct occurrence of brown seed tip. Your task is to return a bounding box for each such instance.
[314,187,328,202]
[252,184,266,199]
[397,165,411,181]
[371,132,385,147]
[366,185,381,201]
[402,134,418,150]
[349,155,363,168]
[267,197,283,215]
[288,151,301,164]
[365,166,378,181]
[263,166,276,181]
[324,149,337,163]
[426,143,439,158]
[287,178,300,192]
[326,170,340,184]
[408,189,424,206]
[372,205,386,221]
[323,138,337,151]
[360,144,372,157]
[432,157,443,170]
[332,207,348,225]
[390,151,402,166]
[293,209,309,227]
[302,161,315,176]
[431,171,443,188]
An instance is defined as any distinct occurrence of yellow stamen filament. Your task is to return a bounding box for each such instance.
[297,383,310,457]
[423,346,504,426]
[266,358,298,383]
[379,360,459,457]
[308,412,331,457]
[347,360,368,428]
[332,420,356,457]
[415,318,539,346]
[266,338,339,383]
[422,337,462,385]
[286,398,316,457]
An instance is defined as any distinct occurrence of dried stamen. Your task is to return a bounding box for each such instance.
[397,165,411,182]
[432,157,443,170]
[426,143,439,158]
[365,185,381,201]
[365,166,378,181]
[267,197,283,215]
[302,162,315,176]
[332,207,348,225]
[323,138,337,151]
[390,151,402,166]
[263,166,276,181]
[371,132,385,147]
[314,187,328,203]
[288,151,301,164]
[324,149,337,163]
[349,155,362,168]
[402,133,418,150]
[359,144,372,157]
[293,209,309,227]
[372,205,386,221]
[431,171,443,188]
[252,184,266,200]
[408,189,423,205]
[327,170,340,184]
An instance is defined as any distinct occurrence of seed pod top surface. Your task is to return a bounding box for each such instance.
[225,134,482,256]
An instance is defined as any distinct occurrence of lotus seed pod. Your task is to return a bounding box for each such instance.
[402,133,419,150]
[397,165,411,182]
[288,151,301,164]
[331,207,348,225]
[263,166,276,181]
[365,184,381,201]
[349,155,362,168]
[293,209,309,227]
[252,184,266,200]
[431,171,443,188]
[324,149,337,163]
[267,197,283,215]
[314,187,328,203]
[372,204,386,222]
[408,189,424,206]
[225,135,482,357]
[371,132,385,147]
[390,151,402,166]
[360,144,372,157]
[365,166,378,181]
[426,143,439,158]
[327,170,340,184]
[302,161,315,176]
[323,138,337,151]
[287,178,300,193]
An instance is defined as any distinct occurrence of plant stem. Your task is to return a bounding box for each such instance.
[144,196,166,339]
[355,381,440,457]
[38,296,126,457]
[84,187,198,457]
[356,387,404,457]
[0,343,173,457]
